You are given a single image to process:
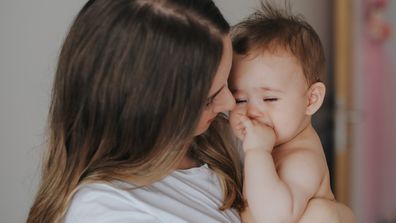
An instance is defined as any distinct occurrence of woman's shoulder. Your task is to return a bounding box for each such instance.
[63,182,159,223]
[63,167,240,223]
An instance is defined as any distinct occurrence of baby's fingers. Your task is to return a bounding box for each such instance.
[239,115,253,131]
[233,123,246,140]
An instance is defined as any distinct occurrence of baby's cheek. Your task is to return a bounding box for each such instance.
[231,103,246,113]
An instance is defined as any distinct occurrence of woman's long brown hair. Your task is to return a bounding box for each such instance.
[27,0,244,222]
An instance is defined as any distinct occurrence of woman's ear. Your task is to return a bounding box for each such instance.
[306,82,326,115]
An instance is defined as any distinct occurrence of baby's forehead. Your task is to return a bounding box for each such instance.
[230,53,309,91]
[232,49,305,77]
[233,46,296,62]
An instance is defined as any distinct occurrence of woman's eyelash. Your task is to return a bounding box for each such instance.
[205,98,214,106]
[264,98,278,102]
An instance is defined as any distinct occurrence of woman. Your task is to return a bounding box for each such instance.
[28,0,242,222]
[27,0,353,222]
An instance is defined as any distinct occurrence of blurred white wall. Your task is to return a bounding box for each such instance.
[0,0,331,222]
[0,1,87,222]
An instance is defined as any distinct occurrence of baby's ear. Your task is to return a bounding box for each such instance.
[306,82,326,115]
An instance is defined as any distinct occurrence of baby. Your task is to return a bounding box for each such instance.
[229,4,336,223]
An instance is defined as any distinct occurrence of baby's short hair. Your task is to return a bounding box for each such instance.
[232,2,325,85]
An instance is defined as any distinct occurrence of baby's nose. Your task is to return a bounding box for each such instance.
[246,103,264,119]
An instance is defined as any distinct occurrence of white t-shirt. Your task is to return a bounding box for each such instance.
[63,164,241,223]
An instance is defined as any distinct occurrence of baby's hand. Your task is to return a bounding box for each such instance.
[230,110,248,141]
[230,111,276,152]
[240,115,276,152]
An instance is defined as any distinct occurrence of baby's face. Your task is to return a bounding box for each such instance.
[229,50,310,145]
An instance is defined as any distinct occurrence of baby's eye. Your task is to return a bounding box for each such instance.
[235,98,247,104]
[263,98,278,102]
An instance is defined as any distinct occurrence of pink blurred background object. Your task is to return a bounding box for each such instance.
[352,0,396,222]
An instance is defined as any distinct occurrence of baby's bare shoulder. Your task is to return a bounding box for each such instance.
[274,141,325,165]
[275,144,328,182]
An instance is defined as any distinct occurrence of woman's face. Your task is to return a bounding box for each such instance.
[194,35,235,135]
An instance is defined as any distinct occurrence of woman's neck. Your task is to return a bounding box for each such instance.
[177,155,199,169]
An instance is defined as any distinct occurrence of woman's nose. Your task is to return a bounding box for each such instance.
[213,87,236,113]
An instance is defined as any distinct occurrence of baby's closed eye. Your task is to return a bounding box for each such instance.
[263,98,278,102]
[235,98,247,104]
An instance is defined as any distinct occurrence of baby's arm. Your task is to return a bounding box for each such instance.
[240,117,325,223]
[299,199,356,223]
[241,199,356,223]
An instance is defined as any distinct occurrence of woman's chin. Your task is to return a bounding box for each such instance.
[194,123,210,136]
